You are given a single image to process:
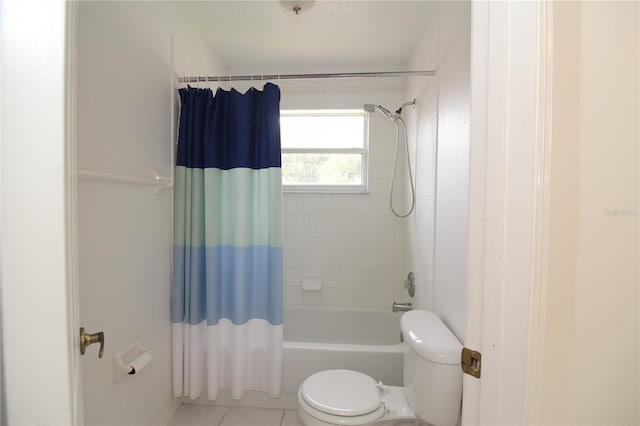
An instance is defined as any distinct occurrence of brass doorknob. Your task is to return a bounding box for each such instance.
[80,327,104,358]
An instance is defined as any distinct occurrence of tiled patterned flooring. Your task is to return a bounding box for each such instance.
[169,404,304,426]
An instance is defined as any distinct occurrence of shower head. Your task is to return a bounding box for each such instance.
[362,104,394,119]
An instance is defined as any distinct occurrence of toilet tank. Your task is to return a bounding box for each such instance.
[400,310,463,426]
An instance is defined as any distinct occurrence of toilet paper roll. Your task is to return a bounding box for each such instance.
[128,351,152,375]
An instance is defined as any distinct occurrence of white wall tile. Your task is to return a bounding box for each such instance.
[303,215,323,233]
[321,197,342,215]
[331,269,356,288]
[284,214,304,233]
[302,291,323,305]
[285,286,304,305]
[340,197,362,216]
[355,286,378,307]
[284,233,305,250]
[284,268,303,287]
[302,231,322,246]
[375,286,394,308]
[303,197,323,215]
[303,248,323,270]
[321,215,342,234]
[323,287,357,306]
[285,197,305,215]
[284,250,303,269]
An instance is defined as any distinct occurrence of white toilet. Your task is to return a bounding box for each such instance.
[297,310,463,426]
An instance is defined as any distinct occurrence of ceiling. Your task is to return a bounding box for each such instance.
[173,1,436,73]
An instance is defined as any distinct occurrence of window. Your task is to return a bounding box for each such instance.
[280,109,368,193]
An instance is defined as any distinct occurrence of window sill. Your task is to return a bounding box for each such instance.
[283,185,369,195]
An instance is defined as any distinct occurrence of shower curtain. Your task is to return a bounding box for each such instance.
[171,83,283,400]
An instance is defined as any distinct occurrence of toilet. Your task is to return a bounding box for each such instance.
[297,310,463,426]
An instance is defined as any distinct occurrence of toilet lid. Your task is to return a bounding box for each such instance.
[301,370,382,417]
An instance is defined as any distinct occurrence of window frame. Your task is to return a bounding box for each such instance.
[280,109,369,194]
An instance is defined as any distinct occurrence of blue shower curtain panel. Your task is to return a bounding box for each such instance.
[172,84,283,400]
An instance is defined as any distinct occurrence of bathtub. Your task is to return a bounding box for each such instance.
[281,305,405,394]
[196,305,405,410]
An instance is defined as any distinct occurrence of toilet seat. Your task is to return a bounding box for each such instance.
[299,370,387,425]
[301,370,382,416]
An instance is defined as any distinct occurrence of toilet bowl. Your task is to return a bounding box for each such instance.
[297,369,416,425]
[297,310,463,426]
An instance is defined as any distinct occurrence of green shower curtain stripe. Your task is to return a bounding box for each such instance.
[174,166,283,247]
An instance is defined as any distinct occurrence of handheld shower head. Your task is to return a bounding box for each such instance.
[363,99,417,218]
[362,104,394,119]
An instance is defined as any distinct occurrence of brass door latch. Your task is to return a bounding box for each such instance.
[461,347,481,378]
[80,327,104,358]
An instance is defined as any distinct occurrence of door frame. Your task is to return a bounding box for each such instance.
[463,1,552,424]
[66,1,83,423]
[0,1,78,424]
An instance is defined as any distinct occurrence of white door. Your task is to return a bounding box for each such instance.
[0,0,81,424]
[462,1,551,424]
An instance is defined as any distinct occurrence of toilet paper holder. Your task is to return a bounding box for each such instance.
[112,339,152,383]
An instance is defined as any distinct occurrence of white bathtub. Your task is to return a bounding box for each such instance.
[197,305,406,410]
[281,305,405,394]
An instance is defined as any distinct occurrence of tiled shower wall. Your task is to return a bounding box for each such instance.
[278,82,410,308]
[404,1,471,340]
[283,193,407,308]
[403,86,438,312]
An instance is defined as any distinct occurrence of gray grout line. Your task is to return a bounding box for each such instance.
[217,406,228,426]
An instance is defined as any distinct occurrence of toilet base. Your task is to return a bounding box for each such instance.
[298,408,419,426]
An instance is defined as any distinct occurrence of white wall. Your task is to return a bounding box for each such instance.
[541,2,639,424]
[405,2,470,340]
[75,2,221,424]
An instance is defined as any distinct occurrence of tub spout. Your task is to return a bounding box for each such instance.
[392,301,413,313]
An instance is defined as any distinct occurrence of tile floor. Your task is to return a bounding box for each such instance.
[169,404,304,426]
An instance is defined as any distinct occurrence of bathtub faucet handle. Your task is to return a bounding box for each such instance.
[392,301,413,313]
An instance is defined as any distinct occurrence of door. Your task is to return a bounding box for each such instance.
[462,1,551,424]
[0,0,80,424]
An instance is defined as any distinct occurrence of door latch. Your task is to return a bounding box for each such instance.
[80,327,104,358]
[461,347,481,378]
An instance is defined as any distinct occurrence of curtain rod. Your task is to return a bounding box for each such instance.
[177,70,436,84]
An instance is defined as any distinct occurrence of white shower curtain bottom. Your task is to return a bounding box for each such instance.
[172,319,283,400]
